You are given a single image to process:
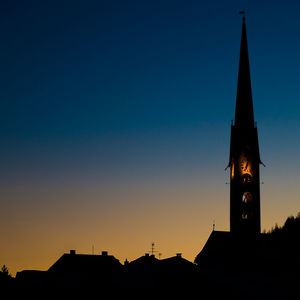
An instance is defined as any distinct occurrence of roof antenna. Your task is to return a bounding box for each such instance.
[149,242,157,256]
[213,220,215,231]
[151,242,155,255]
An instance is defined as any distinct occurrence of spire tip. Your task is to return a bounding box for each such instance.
[239,10,246,22]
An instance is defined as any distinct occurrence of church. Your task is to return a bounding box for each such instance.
[193,17,300,293]
[195,16,266,267]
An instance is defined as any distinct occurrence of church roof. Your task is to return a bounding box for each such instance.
[194,230,289,269]
[234,18,255,128]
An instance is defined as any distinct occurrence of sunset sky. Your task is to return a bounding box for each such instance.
[2,0,300,275]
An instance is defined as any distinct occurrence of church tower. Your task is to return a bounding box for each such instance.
[194,17,264,267]
[228,18,262,235]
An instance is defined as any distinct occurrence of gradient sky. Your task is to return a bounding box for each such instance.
[2,0,300,275]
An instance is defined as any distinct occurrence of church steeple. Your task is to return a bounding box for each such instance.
[229,18,261,235]
[234,18,255,128]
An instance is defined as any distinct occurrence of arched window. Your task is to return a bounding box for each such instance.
[242,212,248,219]
[242,174,252,183]
[242,192,253,203]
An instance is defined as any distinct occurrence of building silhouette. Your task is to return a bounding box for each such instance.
[195,16,263,266]
[16,250,123,290]
[123,252,197,289]
[194,21,299,299]
[16,251,197,291]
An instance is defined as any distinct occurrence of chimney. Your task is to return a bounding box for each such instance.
[101,251,108,256]
[176,253,182,258]
[70,250,76,255]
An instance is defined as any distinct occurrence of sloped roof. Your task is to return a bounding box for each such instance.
[194,230,289,269]
[160,254,195,267]
[126,254,158,268]
[195,230,263,265]
[48,252,122,273]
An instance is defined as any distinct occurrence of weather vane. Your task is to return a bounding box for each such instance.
[239,10,246,21]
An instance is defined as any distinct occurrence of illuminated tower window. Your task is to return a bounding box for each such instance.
[242,192,253,203]
[242,212,248,219]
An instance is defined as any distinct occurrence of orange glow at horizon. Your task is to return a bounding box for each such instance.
[1,176,227,276]
[2,166,300,276]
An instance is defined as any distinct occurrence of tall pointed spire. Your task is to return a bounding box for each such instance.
[234,18,255,128]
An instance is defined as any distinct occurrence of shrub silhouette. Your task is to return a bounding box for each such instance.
[267,212,300,236]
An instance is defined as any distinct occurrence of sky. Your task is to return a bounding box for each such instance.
[1,0,300,275]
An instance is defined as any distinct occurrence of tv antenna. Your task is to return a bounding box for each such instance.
[149,242,158,256]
